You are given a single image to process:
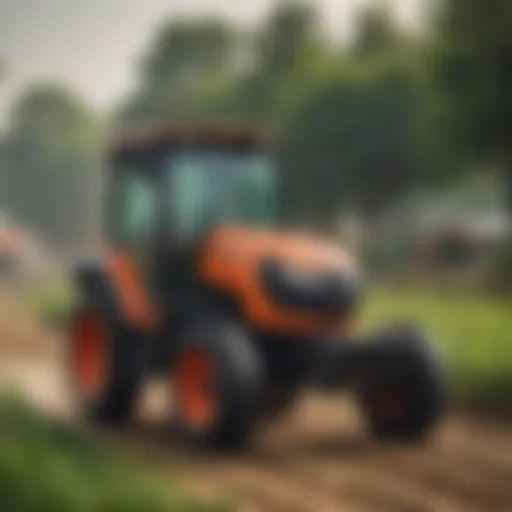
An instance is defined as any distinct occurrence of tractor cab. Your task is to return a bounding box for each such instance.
[109,126,279,245]
[107,127,280,309]
[106,125,359,332]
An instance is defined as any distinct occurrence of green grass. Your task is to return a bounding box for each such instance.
[0,394,231,512]
[22,280,77,327]
[361,287,512,412]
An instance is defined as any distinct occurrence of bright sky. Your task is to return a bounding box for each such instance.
[0,0,421,127]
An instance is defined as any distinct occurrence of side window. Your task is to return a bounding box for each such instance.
[173,158,210,238]
[115,169,157,244]
[240,160,277,225]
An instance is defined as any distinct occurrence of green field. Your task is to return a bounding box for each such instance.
[361,287,512,412]
[0,395,230,512]
[25,282,512,413]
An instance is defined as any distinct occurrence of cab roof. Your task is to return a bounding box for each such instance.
[110,123,274,154]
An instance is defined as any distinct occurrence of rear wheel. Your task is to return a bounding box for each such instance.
[172,321,264,450]
[70,305,141,425]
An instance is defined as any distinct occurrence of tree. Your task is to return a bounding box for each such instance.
[4,83,100,248]
[352,3,403,59]
[117,1,330,132]
[118,18,235,125]
[258,1,319,79]
[0,63,8,206]
[283,63,427,223]
[229,1,325,128]
[276,3,434,224]
[434,0,512,211]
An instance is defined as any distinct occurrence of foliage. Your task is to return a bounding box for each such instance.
[0,395,231,512]
[352,3,405,59]
[6,0,509,232]
[1,83,101,249]
[22,279,77,328]
[433,0,512,208]
[283,62,427,218]
[362,287,512,412]
[118,17,236,125]
[1,0,510,241]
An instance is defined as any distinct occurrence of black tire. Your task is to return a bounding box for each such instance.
[69,303,143,426]
[262,383,299,420]
[357,324,446,441]
[171,320,264,451]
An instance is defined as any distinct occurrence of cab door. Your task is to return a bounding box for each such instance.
[107,150,163,319]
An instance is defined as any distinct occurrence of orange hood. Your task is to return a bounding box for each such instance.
[199,225,360,335]
[202,225,358,275]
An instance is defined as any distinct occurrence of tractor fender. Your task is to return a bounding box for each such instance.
[73,251,159,332]
[73,260,123,324]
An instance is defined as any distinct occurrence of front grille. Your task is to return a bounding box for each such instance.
[259,259,359,313]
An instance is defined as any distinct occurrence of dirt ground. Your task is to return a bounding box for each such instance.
[1,291,512,512]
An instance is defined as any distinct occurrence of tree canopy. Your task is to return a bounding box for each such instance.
[433,0,512,208]
[2,84,100,247]
[3,0,510,244]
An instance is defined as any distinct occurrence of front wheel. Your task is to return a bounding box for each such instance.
[357,324,446,441]
[171,321,264,450]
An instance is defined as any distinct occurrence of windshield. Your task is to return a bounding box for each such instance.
[169,148,280,237]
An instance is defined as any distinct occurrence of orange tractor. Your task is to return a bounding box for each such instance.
[69,125,445,449]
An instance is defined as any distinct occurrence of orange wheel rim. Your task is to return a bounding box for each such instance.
[174,349,216,429]
[73,311,108,399]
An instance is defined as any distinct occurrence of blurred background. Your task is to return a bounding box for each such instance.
[0,1,511,511]
[0,0,510,289]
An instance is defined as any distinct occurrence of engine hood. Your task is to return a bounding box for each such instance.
[199,225,360,335]
[202,225,358,277]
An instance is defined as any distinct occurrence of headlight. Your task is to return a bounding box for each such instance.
[279,265,325,289]
[259,257,361,311]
